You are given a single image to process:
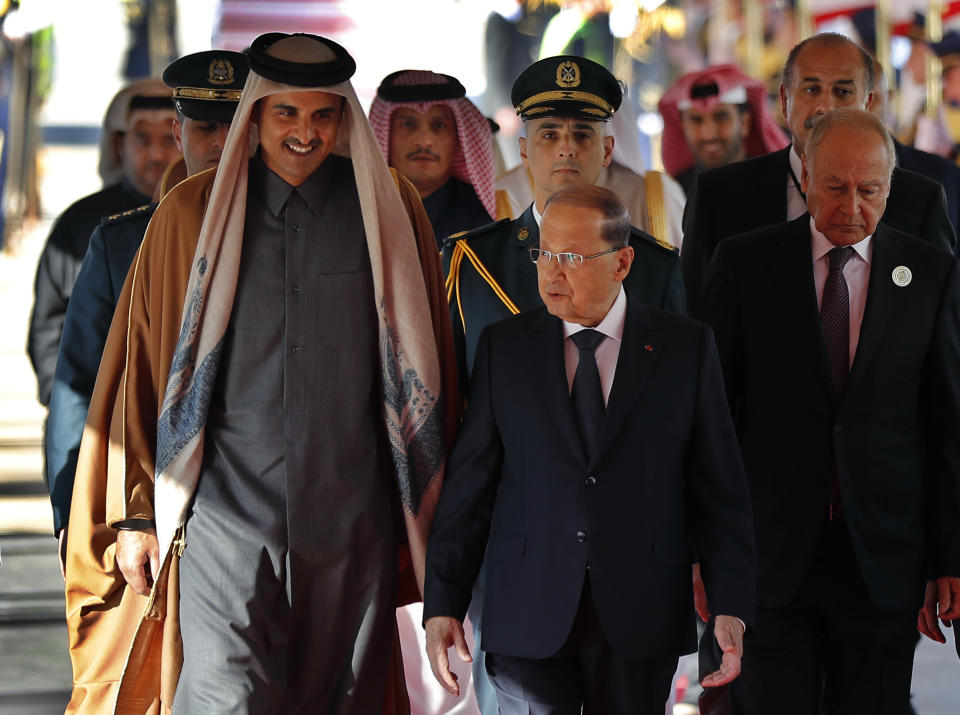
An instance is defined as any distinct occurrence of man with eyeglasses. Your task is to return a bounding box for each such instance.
[424,185,755,714]
[442,55,686,390]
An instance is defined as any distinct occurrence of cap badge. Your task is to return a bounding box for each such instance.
[556,61,581,88]
[517,227,530,241]
[891,265,912,287]
[209,59,235,86]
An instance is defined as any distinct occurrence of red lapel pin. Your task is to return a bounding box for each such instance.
[644,344,653,352]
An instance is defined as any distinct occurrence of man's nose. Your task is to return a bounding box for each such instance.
[700,119,718,141]
[842,191,859,216]
[556,133,576,158]
[294,116,318,142]
[212,125,229,151]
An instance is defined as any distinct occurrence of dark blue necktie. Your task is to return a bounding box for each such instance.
[571,329,606,462]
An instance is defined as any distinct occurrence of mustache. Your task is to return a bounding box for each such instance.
[405,148,441,160]
[552,161,582,171]
[804,114,822,131]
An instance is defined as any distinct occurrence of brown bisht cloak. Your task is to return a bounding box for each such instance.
[64,166,458,714]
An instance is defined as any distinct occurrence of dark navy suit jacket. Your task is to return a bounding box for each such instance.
[424,297,756,660]
[46,205,155,533]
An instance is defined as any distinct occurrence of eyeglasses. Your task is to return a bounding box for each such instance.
[528,246,621,269]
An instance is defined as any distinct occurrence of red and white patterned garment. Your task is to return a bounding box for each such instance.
[369,70,496,220]
[658,64,789,179]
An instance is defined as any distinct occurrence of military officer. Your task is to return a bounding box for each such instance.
[442,55,686,386]
[45,50,248,573]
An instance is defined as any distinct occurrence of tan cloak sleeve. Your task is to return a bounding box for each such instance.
[64,167,458,714]
[64,171,214,714]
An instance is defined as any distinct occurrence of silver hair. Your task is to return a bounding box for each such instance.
[804,107,895,178]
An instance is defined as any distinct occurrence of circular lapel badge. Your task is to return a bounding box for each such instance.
[517,227,530,241]
[891,266,912,287]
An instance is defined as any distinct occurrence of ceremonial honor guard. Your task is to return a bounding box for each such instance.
[443,55,685,385]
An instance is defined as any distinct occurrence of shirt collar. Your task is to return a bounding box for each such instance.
[788,146,804,187]
[809,215,873,264]
[254,149,341,218]
[562,286,627,342]
[531,201,542,227]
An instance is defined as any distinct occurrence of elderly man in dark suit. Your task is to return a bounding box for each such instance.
[424,185,756,714]
[702,108,960,714]
[683,32,956,317]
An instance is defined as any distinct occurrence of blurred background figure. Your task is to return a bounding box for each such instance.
[27,78,176,410]
[658,64,788,196]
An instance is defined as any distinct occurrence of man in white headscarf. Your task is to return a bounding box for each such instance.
[28,78,177,408]
[64,32,458,714]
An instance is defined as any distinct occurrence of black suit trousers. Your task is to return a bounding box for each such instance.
[485,576,678,715]
[730,522,917,715]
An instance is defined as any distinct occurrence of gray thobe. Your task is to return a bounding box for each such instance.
[175,153,399,714]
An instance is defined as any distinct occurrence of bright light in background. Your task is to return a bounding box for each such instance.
[340,0,490,106]
[609,1,638,39]
[641,0,667,12]
[891,36,912,70]
[638,112,664,136]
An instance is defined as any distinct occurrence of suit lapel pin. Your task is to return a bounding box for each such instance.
[517,227,530,241]
[644,344,654,352]
[891,266,912,287]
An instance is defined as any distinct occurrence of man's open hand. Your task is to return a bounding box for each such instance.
[424,616,472,696]
[701,615,745,687]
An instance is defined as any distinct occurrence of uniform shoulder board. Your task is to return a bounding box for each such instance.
[631,226,679,255]
[101,203,157,226]
[442,217,511,248]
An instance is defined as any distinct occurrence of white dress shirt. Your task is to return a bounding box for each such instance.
[561,287,627,405]
[810,217,872,368]
[787,147,807,221]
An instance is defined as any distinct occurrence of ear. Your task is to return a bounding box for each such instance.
[740,108,752,139]
[864,89,875,111]
[800,156,810,195]
[172,118,184,153]
[601,134,614,168]
[614,245,634,281]
[779,84,788,121]
[114,132,125,162]
[519,136,529,167]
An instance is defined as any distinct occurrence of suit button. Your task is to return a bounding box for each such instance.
[576,531,587,543]
[585,475,597,486]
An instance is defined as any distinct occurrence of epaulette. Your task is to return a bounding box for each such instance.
[442,217,511,248]
[631,226,679,255]
[101,203,157,226]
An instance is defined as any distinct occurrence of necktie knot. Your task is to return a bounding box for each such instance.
[828,246,855,273]
[572,328,605,353]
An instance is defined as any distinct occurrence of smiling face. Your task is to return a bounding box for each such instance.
[519,116,614,211]
[780,39,872,155]
[388,105,459,198]
[681,103,751,170]
[802,123,890,246]
[537,201,632,326]
[255,91,343,186]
